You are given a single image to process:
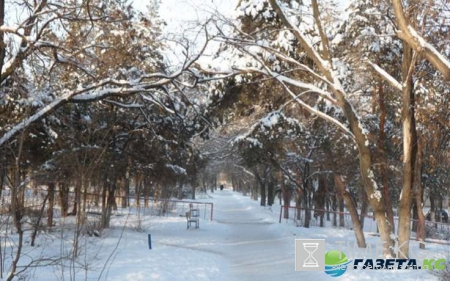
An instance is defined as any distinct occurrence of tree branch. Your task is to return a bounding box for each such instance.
[367,61,402,91]
[391,0,450,80]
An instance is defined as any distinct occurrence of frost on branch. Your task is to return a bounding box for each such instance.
[232,111,305,148]
[165,164,187,175]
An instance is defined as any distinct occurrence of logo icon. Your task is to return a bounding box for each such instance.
[324,250,351,277]
[295,239,325,271]
[303,243,319,267]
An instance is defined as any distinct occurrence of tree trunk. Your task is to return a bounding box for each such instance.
[254,185,258,200]
[339,197,345,227]
[359,188,368,230]
[111,185,118,211]
[71,180,81,216]
[31,195,48,247]
[416,198,426,249]
[414,140,425,248]
[280,170,289,218]
[94,184,100,207]
[0,0,5,80]
[296,187,303,221]
[412,201,418,236]
[255,169,266,206]
[11,132,25,232]
[303,189,311,228]
[268,172,275,206]
[135,175,141,206]
[269,0,394,255]
[103,181,117,229]
[122,177,130,208]
[430,195,435,215]
[177,181,184,200]
[317,176,326,227]
[6,229,23,281]
[326,196,330,221]
[120,178,126,208]
[267,181,274,206]
[191,180,196,200]
[303,163,311,228]
[101,180,108,227]
[202,180,207,194]
[377,76,396,233]
[47,182,55,227]
[325,147,367,247]
[260,180,266,207]
[81,178,88,225]
[59,182,69,217]
[144,178,149,207]
[397,43,418,259]
[0,164,5,199]
[332,194,337,227]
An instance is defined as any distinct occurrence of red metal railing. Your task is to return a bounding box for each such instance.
[279,205,450,243]
[139,198,214,221]
[98,195,214,221]
[1,189,214,221]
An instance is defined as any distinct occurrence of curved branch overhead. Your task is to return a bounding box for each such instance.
[391,0,450,80]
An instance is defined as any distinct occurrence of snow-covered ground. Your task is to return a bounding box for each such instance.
[9,189,447,280]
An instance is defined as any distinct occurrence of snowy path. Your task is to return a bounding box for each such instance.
[53,189,300,281]
[138,190,438,281]
[205,190,297,280]
[34,189,439,280]
[66,189,303,281]
[158,190,298,280]
[142,189,299,280]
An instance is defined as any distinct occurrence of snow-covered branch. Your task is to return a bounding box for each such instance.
[219,36,335,89]
[234,66,338,106]
[103,99,144,109]
[277,79,355,139]
[0,1,52,82]
[267,0,333,81]
[233,164,255,177]
[367,61,402,91]
[392,0,450,80]
[0,68,196,147]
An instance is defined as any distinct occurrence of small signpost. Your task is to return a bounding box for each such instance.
[148,234,152,249]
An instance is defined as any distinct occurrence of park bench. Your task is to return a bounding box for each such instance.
[186,209,200,229]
